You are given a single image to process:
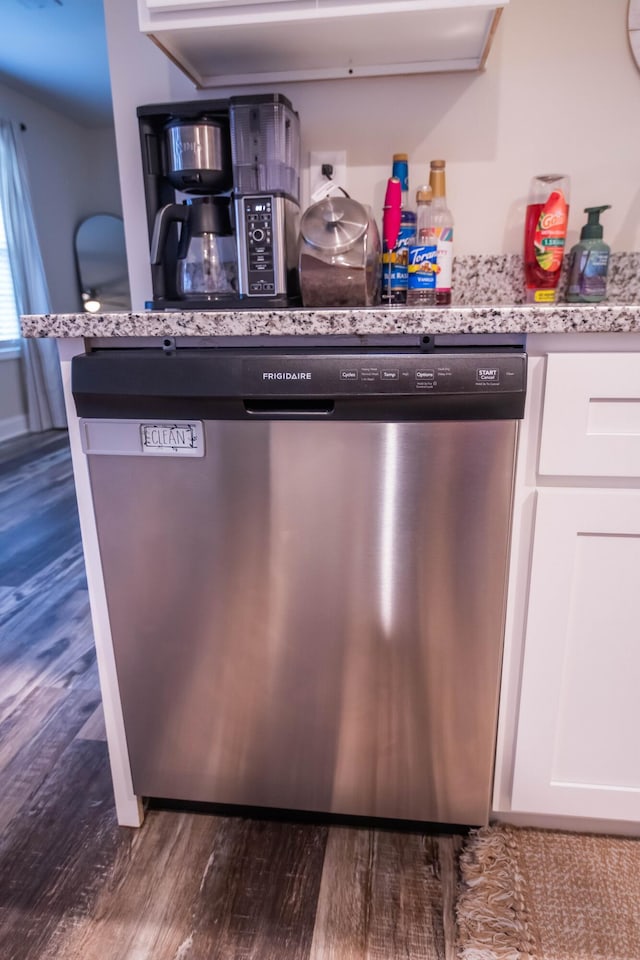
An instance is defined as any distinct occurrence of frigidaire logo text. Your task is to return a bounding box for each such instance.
[263,372,312,380]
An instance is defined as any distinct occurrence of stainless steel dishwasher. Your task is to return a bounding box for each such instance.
[72,336,527,826]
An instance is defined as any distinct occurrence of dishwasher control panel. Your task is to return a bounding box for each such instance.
[243,352,526,396]
[72,347,528,421]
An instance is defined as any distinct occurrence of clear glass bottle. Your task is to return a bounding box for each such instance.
[407,187,437,306]
[429,160,454,306]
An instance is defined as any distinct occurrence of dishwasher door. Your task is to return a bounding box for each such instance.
[81,412,518,825]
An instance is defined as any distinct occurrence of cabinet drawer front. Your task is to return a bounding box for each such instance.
[540,354,640,478]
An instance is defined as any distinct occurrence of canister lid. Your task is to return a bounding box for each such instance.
[300,197,368,254]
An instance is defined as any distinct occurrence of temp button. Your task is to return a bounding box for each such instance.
[381,370,399,381]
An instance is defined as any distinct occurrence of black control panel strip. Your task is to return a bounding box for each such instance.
[72,348,527,421]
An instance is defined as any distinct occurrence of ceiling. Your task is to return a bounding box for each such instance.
[0,0,113,127]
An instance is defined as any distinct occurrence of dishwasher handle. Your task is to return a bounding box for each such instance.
[243,399,335,417]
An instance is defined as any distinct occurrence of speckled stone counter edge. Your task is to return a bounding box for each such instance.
[21,303,640,339]
[21,251,640,338]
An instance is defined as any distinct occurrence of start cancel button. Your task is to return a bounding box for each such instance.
[476,367,500,384]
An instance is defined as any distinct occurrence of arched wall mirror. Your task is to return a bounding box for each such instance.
[75,213,131,313]
[629,1,640,71]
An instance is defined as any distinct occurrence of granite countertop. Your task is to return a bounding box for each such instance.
[20,253,640,338]
[19,302,640,339]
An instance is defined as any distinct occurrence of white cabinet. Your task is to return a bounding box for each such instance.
[511,488,640,822]
[505,351,640,826]
[137,0,509,88]
[539,354,640,478]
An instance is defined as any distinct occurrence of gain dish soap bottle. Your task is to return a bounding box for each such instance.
[524,174,570,303]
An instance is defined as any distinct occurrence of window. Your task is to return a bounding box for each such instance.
[0,199,20,342]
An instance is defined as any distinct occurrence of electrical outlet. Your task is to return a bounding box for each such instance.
[309,150,347,200]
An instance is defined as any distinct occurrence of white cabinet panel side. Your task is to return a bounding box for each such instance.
[58,339,144,827]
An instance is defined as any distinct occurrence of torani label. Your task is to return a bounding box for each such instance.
[381,223,415,294]
[407,244,437,290]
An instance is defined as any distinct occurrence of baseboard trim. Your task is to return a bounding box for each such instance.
[0,414,29,443]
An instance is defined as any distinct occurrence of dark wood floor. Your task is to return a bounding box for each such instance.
[0,430,464,960]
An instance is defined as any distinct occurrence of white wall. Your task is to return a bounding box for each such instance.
[0,82,121,435]
[105,0,640,310]
[0,84,122,314]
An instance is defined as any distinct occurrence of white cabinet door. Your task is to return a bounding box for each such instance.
[511,488,640,822]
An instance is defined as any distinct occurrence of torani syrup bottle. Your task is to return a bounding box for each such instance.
[407,187,437,306]
[381,153,416,304]
[428,160,454,306]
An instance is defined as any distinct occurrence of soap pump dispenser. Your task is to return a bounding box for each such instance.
[566,205,611,303]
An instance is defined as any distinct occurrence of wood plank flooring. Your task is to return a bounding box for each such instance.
[0,430,464,960]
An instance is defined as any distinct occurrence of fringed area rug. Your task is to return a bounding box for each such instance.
[456,823,640,960]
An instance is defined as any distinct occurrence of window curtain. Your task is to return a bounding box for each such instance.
[0,119,66,431]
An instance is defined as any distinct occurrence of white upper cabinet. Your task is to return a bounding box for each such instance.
[137,0,509,88]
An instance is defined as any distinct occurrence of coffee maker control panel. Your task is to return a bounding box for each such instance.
[243,196,276,295]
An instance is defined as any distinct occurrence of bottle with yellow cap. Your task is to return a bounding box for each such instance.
[429,159,454,306]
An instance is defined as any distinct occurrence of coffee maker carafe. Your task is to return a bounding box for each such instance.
[151,197,236,300]
[137,94,301,309]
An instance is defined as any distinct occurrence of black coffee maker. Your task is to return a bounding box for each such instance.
[138,95,301,309]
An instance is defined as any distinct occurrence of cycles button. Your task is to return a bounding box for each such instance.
[340,370,358,381]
